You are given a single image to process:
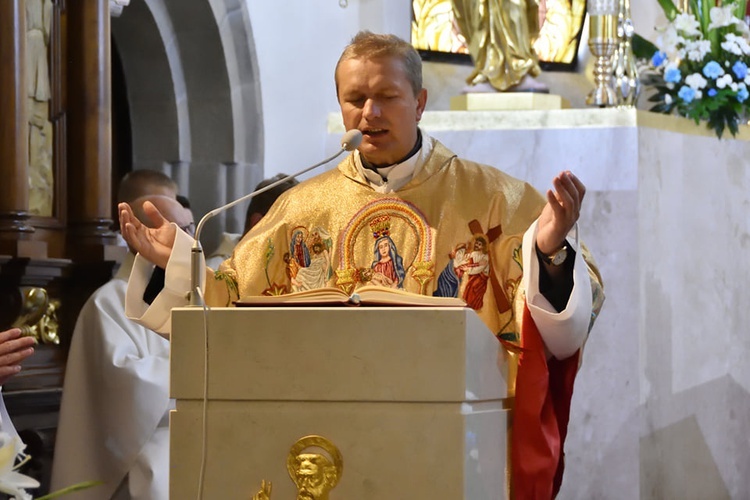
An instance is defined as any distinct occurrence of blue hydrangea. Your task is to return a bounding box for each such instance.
[665,66,682,83]
[732,61,748,80]
[707,88,718,97]
[738,85,749,103]
[651,51,667,67]
[702,61,725,79]
[678,85,696,103]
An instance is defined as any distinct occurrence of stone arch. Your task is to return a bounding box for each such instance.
[111,0,263,252]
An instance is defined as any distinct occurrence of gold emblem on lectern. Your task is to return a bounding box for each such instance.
[252,435,343,500]
[288,435,343,500]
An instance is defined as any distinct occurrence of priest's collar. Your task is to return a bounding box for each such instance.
[354,129,433,193]
[360,131,423,173]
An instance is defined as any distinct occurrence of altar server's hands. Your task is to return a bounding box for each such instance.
[119,201,176,269]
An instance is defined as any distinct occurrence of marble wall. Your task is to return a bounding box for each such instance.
[634,122,750,499]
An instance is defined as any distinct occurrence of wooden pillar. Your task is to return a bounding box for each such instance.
[66,0,114,260]
[0,0,35,253]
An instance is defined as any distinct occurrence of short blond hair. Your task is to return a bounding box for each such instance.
[335,31,423,97]
[117,170,178,203]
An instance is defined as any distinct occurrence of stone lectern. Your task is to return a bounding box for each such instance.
[170,306,511,499]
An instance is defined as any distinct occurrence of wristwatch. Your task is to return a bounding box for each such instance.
[536,242,569,266]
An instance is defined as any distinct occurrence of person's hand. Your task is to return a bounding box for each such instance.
[0,328,36,385]
[119,201,176,269]
[535,171,585,255]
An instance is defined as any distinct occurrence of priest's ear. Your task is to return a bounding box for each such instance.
[416,88,427,122]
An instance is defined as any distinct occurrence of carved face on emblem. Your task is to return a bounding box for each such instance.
[287,435,343,500]
[292,453,338,500]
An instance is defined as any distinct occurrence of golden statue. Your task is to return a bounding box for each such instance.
[451,0,548,92]
[412,0,586,92]
[534,0,586,64]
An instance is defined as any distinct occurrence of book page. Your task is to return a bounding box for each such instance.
[235,285,466,308]
[351,285,466,307]
[235,287,348,307]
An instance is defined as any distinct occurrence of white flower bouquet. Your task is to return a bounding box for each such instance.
[641,0,750,138]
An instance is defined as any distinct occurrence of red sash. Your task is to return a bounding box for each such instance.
[511,304,580,499]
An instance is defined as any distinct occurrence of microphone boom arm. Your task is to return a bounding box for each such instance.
[194,148,347,245]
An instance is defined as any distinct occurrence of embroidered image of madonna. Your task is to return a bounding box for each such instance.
[369,215,405,289]
[370,235,406,288]
[289,227,310,268]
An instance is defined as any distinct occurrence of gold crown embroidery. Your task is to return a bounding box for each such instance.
[369,214,391,239]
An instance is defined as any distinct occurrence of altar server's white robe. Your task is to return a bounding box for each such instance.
[51,253,171,500]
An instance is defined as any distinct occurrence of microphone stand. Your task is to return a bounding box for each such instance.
[188,131,363,306]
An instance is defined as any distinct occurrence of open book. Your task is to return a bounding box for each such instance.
[235,285,467,307]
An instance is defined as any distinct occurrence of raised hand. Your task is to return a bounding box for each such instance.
[0,328,36,385]
[536,171,586,255]
[119,201,176,269]
[251,479,272,500]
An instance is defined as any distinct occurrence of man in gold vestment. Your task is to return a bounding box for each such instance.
[119,31,604,497]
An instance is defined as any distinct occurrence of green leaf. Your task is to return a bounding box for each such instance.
[713,123,725,139]
[632,33,661,60]
[728,116,740,136]
[36,481,104,500]
[705,99,721,111]
[656,0,680,21]
[735,0,748,21]
[651,103,674,113]
[689,0,701,24]
[702,0,714,42]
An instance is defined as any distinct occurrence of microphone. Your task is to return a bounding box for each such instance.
[188,129,363,305]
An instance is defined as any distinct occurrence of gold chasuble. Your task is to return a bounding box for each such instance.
[208,139,601,339]
[204,137,604,497]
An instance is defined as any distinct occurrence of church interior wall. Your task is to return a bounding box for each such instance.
[112,0,264,252]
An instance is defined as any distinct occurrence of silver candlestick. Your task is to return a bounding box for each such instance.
[612,0,641,107]
[587,14,619,107]
[586,0,619,107]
